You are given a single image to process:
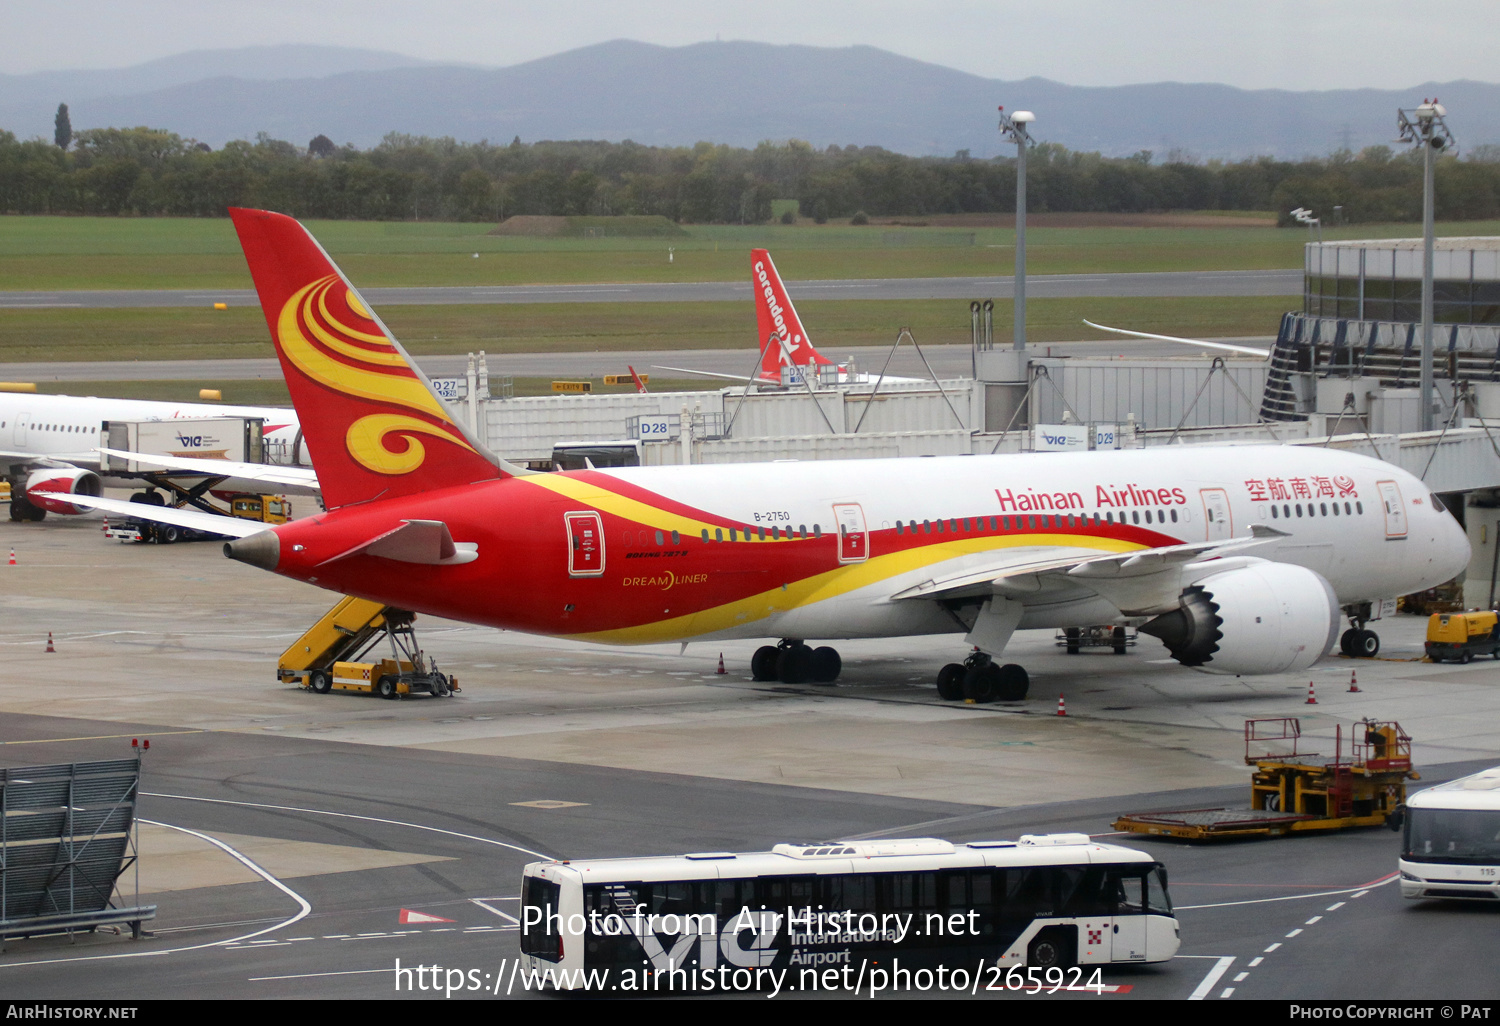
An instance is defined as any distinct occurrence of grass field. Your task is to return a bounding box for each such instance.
[3,214,1497,290]
[0,296,1293,365]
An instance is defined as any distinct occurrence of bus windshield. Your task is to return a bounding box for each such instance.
[1404,808,1500,863]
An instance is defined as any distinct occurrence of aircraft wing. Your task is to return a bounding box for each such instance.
[890,527,1287,614]
[34,492,269,538]
[97,447,319,490]
[652,364,766,384]
[1082,320,1272,358]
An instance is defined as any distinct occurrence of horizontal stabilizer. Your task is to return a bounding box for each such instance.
[651,365,761,384]
[35,492,268,538]
[319,519,478,567]
[1082,320,1271,358]
[97,447,319,490]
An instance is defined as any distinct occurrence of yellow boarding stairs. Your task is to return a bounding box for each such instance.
[279,596,457,699]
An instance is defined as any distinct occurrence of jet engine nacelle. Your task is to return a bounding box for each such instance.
[26,466,103,515]
[1140,561,1340,675]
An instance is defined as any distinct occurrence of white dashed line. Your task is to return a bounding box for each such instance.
[1285,928,1303,938]
[1305,916,1322,925]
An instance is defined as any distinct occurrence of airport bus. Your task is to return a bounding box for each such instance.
[519,834,1178,992]
[1399,766,1500,901]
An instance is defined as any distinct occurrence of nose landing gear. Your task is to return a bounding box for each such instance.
[1340,604,1381,658]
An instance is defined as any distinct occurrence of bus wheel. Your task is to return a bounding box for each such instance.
[1028,927,1074,969]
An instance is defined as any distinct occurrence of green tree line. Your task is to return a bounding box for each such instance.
[2,125,1499,223]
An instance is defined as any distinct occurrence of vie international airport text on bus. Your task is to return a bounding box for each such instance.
[1399,766,1500,901]
[518,834,1178,993]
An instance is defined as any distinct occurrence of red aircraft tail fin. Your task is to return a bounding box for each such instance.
[229,208,504,510]
[751,249,831,383]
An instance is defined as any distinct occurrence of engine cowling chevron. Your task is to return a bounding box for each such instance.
[1140,561,1341,675]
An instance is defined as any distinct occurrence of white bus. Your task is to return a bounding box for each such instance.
[1399,766,1500,901]
[519,834,1178,991]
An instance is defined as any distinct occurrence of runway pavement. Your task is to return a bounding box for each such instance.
[0,268,1302,310]
[0,514,1496,1000]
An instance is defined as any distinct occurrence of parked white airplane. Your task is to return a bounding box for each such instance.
[55,209,1472,703]
[1,391,311,521]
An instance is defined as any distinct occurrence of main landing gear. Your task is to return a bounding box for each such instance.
[751,639,842,684]
[935,650,1029,703]
[1340,605,1381,658]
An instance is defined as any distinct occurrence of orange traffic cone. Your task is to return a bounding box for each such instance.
[1057,693,1067,716]
[45,632,55,654]
[102,517,110,534]
[1305,680,1317,704]
[716,653,726,675]
[7,549,14,565]
[1348,671,1361,693]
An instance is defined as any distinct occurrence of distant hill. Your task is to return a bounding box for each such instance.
[3,40,1497,159]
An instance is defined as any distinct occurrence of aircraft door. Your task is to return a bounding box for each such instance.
[564,511,606,577]
[1376,480,1407,539]
[1199,488,1232,541]
[15,413,29,447]
[832,503,868,563]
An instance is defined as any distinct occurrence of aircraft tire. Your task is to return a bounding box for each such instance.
[935,663,965,701]
[751,646,780,681]
[1064,627,1081,655]
[810,647,841,684]
[1357,630,1380,658]
[962,662,1001,703]
[776,644,813,685]
[997,664,1030,701]
[1340,628,1360,656]
[309,671,331,694]
[1112,625,1128,654]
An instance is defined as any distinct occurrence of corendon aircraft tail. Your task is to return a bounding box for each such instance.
[751,249,831,383]
[99,209,1465,706]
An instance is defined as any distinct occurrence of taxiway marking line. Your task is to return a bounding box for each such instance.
[1175,872,1398,910]
[0,820,311,969]
[1,729,208,745]
[1188,956,1235,1001]
[145,791,554,859]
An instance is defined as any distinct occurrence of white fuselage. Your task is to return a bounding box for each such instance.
[0,391,305,494]
[590,444,1469,643]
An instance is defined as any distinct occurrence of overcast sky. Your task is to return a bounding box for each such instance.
[5,0,1498,90]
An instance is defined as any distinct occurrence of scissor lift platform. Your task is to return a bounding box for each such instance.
[1114,717,1418,841]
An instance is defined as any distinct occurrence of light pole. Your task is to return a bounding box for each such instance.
[1397,100,1455,432]
[1000,107,1036,350]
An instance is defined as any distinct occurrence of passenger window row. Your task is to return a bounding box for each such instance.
[1269,500,1363,520]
